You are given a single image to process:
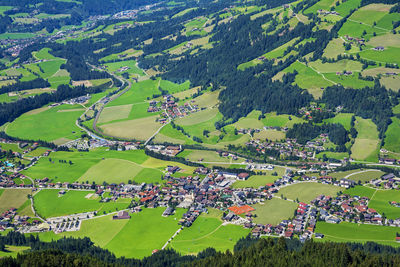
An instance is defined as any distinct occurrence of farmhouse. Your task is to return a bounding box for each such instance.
[373,46,384,51]
[113,210,130,220]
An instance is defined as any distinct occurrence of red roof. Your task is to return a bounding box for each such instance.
[228,205,255,215]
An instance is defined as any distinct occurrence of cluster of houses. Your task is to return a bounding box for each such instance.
[0,208,41,233]
[317,9,340,16]
[344,35,365,46]
[146,145,182,157]
[149,95,199,123]
[63,94,91,105]
[313,194,384,225]
[368,173,399,189]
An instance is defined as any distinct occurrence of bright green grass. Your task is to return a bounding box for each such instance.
[232,174,278,189]
[323,113,353,130]
[160,80,190,94]
[182,149,244,163]
[304,0,336,14]
[0,33,35,40]
[351,117,380,161]
[262,112,305,128]
[172,7,198,18]
[345,185,376,198]
[323,38,346,59]
[0,245,30,258]
[33,48,58,60]
[105,207,185,258]
[316,151,349,160]
[169,211,249,255]
[107,79,160,106]
[309,59,363,73]
[78,158,163,184]
[315,221,400,246]
[281,61,333,98]
[279,182,342,203]
[360,48,400,69]
[324,73,374,88]
[37,60,66,79]
[103,60,145,77]
[334,0,361,16]
[22,149,149,183]
[338,20,387,38]
[0,142,23,152]
[252,198,298,225]
[153,123,196,145]
[369,190,400,219]
[331,169,385,182]
[384,117,400,152]
[34,189,129,218]
[6,105,84,143]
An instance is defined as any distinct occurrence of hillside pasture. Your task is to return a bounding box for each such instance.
[6,104,83,144]
[351,117,380,161]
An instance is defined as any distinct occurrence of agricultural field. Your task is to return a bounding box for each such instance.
[22,149,187,184]
[0,246,30,258]
[277,61,334,98]
[384,117,400,152]
[251,198,298,225]
[351,117,380,162]
[169,209,249,255]
[232,167,286,188]
[279,182,342,203]
[105,208,185,258]
[102,60,145,77]
[345,185,377,199]
[0,189,32,213]
[315,221,400,246]
[323,113,353,130]
[33,189,130,218]
[330,169,385,183]
[6,104,85,144]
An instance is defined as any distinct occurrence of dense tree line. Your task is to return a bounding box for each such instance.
[3,232,400,266]
[0,84,101,126]
[321,83,394,138]
[0,78,50,94]
[286,122,349,146]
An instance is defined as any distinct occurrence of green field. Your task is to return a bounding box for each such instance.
[279,182,342,203]
[181,149,244,164]
[0,189,32,213]
[6,105,84,144]
[103,60,145,77]
[22,149,171,184]
[105,208,185,258]
[384,117,400,152]
[315,221,400,246]
[169,209,249,254]
[232,167,286,188]
[344,185,376,199]
[331,169,385,183]
[34,189,130,218]
[351,117,380,161]
[0,246,30,258]
[323,113,353,130]
[252,198,298,225]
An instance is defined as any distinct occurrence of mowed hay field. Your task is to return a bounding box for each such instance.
[232,167,286,188]
[6,104,84,144]
[251,198,298,225]
[34,190,130,218]
[78,158,163,184]
[279,182,342,203]
[0,189,31,213]
[169,209,249,255]
[22,149,177,184]
[330,169,385,183]
[97,104,133,124]
[351,117,380,161]
[105,208,185,258]
[315,221,400,246]
[384,117,400,152]
[99,115,160,140]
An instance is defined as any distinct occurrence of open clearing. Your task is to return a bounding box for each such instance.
[34,189,130,218]
[279,182,342,203]
[384,117,400,152]
[252,198,298,225]
[315,221,400,246]
[351,117,379,161]
[0,189,31,213]
[169,209,249,255]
